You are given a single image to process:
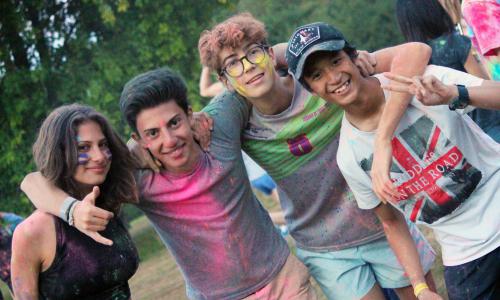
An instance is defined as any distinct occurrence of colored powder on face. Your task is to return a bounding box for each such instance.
[104,148,112,160]
[78,153,90,165]
[228,76,248,97]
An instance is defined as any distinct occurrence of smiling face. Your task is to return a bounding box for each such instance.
[219,42,276,100]
[73,121,112,188]
[303,50,363,108]
[134,101,201,174]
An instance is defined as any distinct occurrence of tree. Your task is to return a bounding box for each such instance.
[0,0,234,215]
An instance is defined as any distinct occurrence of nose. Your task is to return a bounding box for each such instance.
[242,57,254,73]
[325,67,341,84]
[160,128,178,149]
[90,147,107,163]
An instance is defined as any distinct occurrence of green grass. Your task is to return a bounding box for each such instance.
[128,216,166,261]
[0,282,12,300]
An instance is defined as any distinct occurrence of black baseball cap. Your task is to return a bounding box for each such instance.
[286,22,349,80]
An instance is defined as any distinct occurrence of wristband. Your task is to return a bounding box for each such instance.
[60,196,78,223]
[414,282,429,298]
[68,200,79,227]
[448,84,469,111]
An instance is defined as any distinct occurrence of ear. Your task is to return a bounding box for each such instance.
[267,47,277,68]
[186,106,193,120]
[131,132,147,149]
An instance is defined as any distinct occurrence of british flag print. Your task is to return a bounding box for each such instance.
[361,115,482,224]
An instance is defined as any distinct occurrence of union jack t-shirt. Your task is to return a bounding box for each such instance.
[338,65,500,266]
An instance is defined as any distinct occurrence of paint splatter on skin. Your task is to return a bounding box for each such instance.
[228,74,248,96]
[77,153,90,165]
[103,148,112,160]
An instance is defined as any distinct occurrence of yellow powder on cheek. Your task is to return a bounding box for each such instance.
[228,76,249,97]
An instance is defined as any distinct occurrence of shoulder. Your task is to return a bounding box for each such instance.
[14,211,54,241]
[203,90,250,116]
[12,211,55,256]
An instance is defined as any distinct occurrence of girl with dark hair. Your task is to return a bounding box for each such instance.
[396,0,500,142]
[11,104,139,300]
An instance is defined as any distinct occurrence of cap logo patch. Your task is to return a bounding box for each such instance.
[288,26,320,57]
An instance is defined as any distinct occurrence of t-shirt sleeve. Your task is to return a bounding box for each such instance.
[202,91,252,142]
[134,168,154,205]
[337,134,381,210]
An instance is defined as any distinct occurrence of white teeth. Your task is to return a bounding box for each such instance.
[334,81,349,94]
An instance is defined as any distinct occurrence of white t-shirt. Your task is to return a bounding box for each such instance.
[337,65,500,266]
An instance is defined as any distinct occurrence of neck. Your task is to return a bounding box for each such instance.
[344,77,386,132]
[169,142,203,175]
[251,74,295,115]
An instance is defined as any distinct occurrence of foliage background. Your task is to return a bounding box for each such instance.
[0,0,403,215]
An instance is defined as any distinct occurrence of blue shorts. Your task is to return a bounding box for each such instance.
[296,223,436,299]
[444,246,500,300]
[251,174,276,195]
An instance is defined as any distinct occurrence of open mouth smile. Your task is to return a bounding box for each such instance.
[329,79,351,95]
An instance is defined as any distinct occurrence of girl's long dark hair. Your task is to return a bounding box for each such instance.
[33,104,138,213]
[396,0,455,43]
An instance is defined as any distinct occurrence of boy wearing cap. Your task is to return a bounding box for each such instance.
[199,13,437,300]
[291,21,500,300]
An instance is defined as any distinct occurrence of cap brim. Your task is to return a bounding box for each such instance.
[294,40,345,80]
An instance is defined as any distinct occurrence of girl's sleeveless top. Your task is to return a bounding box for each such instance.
[38,216,139,300]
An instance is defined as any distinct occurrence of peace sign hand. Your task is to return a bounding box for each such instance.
[382,73,457,107]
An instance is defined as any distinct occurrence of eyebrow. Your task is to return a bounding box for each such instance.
[142,114,180,134]
[77,138,107,144]
[222,53,237,67]
[221,43,257,66]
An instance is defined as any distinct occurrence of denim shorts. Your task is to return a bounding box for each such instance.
[296,222,435,299]
[444,246,500,300]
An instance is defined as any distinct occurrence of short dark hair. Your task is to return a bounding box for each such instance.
[119,67,189,132]
[33,104,138,213]
[396,0,455,43]
[301,47,358,91]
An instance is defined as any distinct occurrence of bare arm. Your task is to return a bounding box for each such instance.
[374,204,441,299]
[20,172,114,245]
[466,81,500,109]
[464,50,490,80]
[371,42,432,202]
[199,66,224,98]
[20,172,69,216]
[11,219,44,300]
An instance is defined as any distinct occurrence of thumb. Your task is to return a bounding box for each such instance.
[83,186,100,205]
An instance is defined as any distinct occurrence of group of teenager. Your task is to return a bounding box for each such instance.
[6,2,500,300]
